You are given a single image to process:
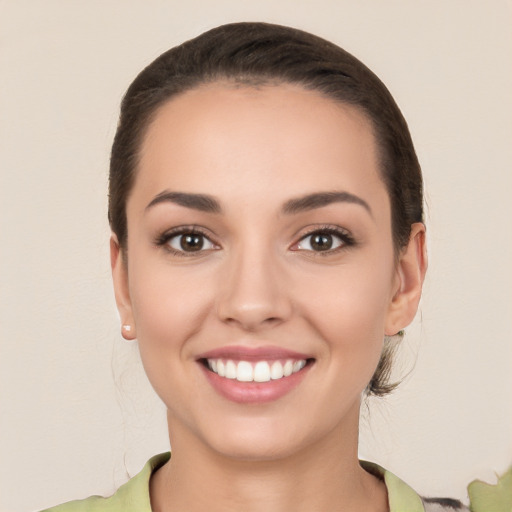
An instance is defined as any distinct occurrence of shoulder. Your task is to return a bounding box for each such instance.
[39,453,170,512]
[39,495,110,512]
[422,465,512,512]
[361,461,470,512]
[467,466,512,512]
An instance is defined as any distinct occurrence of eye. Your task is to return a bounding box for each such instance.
[168,232,216,253]
[156,228,218,256]
[293,228,353,253]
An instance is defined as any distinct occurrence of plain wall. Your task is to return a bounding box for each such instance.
[1,1,511,510]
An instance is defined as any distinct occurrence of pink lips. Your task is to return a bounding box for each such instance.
[197,345,312,362]
[197,345,313,404]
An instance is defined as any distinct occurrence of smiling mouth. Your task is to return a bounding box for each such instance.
[201,358,314,383]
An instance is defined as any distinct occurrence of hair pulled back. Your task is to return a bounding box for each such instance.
[109,22,424,396]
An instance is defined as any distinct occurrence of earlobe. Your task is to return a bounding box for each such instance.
[385,223,428,335]
[110,235,136,340]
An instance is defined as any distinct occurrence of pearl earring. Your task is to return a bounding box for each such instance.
[121,324,135,341]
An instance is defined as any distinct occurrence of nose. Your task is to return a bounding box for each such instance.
[216,243,293,332]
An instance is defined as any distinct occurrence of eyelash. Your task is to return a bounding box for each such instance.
[155,226,218,257]
[154,225,355,257]
[292,225,356,256]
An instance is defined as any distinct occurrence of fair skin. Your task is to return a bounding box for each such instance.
[111,83,427,512]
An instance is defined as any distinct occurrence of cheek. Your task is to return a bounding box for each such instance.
[128,257,215,354]
[125,257,217,410]
[311,284,388,395]
[297,256,394,360]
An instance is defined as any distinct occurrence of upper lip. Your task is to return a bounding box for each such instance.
[197,345,313,362]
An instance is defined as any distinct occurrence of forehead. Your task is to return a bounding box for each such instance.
[134,82,387,212]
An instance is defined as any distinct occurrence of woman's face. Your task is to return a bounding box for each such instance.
[113,83,424,460]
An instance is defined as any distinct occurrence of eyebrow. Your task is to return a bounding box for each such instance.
[145,191,222,214]
[145,189,372,217]
[282,191,372,216]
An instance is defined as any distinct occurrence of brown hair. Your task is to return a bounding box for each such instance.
[109,22,424,396]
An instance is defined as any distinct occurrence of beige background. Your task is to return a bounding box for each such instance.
[1,1,511,510]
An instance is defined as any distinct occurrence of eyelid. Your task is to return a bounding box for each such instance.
[155,225,220,256]
[290,225,355,253]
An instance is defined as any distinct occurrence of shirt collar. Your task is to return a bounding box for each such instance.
[125,454,425,512]
[361,460,425,512]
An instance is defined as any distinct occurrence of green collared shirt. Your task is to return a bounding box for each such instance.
[41,452,469,512]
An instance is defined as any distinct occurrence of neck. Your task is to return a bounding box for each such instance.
[150,405,388,512]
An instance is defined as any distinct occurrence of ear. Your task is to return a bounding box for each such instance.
[385,223,428,335]
[110,234,136,340]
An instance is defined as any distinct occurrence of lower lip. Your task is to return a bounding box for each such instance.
[200,362,312,404]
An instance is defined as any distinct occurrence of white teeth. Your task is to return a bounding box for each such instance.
[293,360,306,372]
[270,361,284,380]
[225,360,237,379]
[283,360,293,377]
[253,361,271,382]
[237,361,254,382]
[217,360,226,377]
[206,358,307,382]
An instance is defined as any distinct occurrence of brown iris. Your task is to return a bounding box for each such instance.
[180,234,204,251]
[310,233,334,251]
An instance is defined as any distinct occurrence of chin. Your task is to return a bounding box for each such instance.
[195,412,335,463]
[211,436,303,462]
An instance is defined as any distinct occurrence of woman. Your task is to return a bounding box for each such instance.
[43,21,475,512]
